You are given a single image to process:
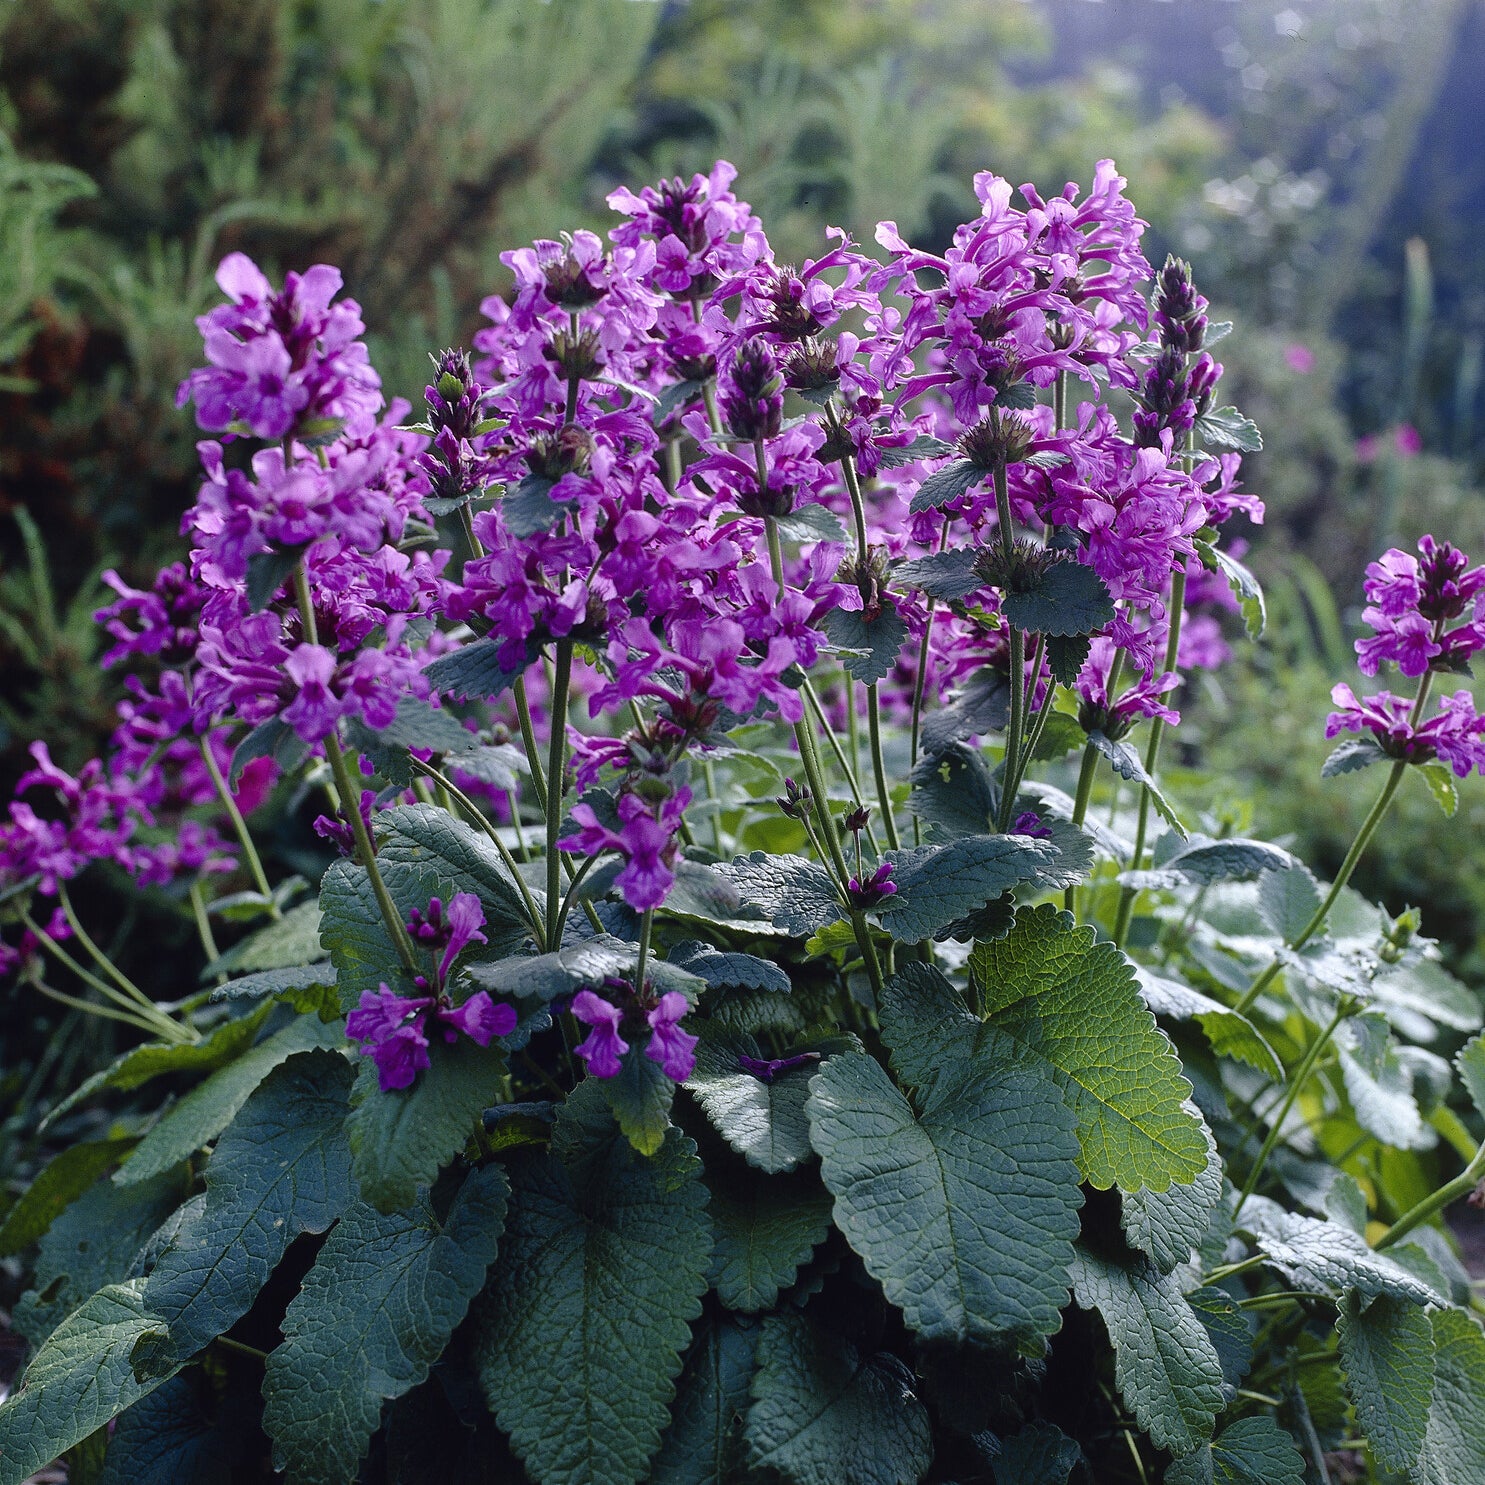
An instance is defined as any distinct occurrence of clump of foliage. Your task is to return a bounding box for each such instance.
[1,157,1483,1485]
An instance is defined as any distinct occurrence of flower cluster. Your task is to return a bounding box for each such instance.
[570,982,697,1082]
[1355,535,1485,678]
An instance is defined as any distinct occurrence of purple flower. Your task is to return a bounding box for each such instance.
[737,1051,822,1083]
[1354,536,1485,678]
[646,992,698,1081]
[571,989,628,1078]
[1012,811,1052,839]
[1326,684,1485,777]
[438,990,516,1047]
[557,787,691,912]
[346,979,516,1090]
[847,861,898,911]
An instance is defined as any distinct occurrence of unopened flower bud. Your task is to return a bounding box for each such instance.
[721,338,783,441]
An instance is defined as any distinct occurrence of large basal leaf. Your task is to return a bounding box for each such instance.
[345,1036,506,1213]
[474,1082,712,1485]
[823,601,909,685]
[1134,968,1281,1080]
[1337,1290,1434,1476]
[1257,863,1323,943]
[467,934,702,1006]
[0,1280,180,1485]
[262,1164,509,1485]
[99,1372,254,1485]
[909,741,996,841]
[0,1136,136,1257]
[204,900,325,978]
[921,667,1010,753]
[991,1421,1083,1484]
[667,941,791,995]
[1165,1416,1305,1485]
[1120,1112,1224,1274]
[318,857,416,1006]
[708,1162,833,1312]
[1415,1307,1485,1485]
[969,905,1207,1192]
[1187,1287,1253,1400]
[743,1313,932,1485]
[807,1048,1082,1343]
[143,1050,354,1362]
[649,1314,759,1485]
[1125,838,1294,891]
[1068,1247,1224,1454]
[114,1015,344,1186]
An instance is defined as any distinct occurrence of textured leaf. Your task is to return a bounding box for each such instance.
[921,666,1011,753]
[1002,559,1114,637]
[1086,730,1187,838]
[1047,633,1092,686]
[970,905,1207,1191]
[1240,1202,1443,1303]
[649,1315,759,1485]
[1187,1286,1253,1399]
[0,1137,136,1257]
[475,1083,711,1485]
[1134,968,1281,1079]
[209,963,337,1004]
[1121,1114,1224,1272]
[744,1313,932,1485]
[654,858,787,936]
[204,900,325,978]
[143,1051,354,1362]
[909,457,984,513]
[99,1372,253,1485]
[1069,1247,1224,1453]
[1457,1031,1485,1118]
[879,833,1071,942]
[709,1163,833,1312]
[807,1049,1082,1342]
[503,473,574,535]
[1337,1014,1429,1149]
[991,1421,1083,1484]
[823,601,909,685]
[0,1280,179,1485]
[346,1036,505,1213]
[451,742,529,792]
[909,741,996,840]
[686,1028,843,1174]
[776,504,848,545]
[1369,955,1482,1037]
[1415,1307,1485,1485]
[1322,736,1387,778]
[1337,1291,1434,1475]
[893,547,983,600]
[1420,761,1459,816]
[713,852,842,937]
[668,941,790,994]
[1166,1416,1305,1485]
[1257,864,1322,942]
[424,636,531,702]
[599,1043,676,1156]
[876,433,957,468]
[11,1168,185,1348]
[262,1165,509,1485]
[318,857,412,1007]
[117,1014,344,1185]
[467,935,702,1006]
[229,716,309,785]
[1149,838,1294,887]
[1195,405,1263,453]
[343,694,481,785]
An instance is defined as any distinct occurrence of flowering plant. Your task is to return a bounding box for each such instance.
[2,161,1484,1485]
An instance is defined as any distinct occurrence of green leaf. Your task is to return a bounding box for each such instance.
[807,1049,1082,1342]
[99,1372,252,1485]
[1002,559,1114,637]
[1166,1416,1305,1485]
[1135,968,1281,1079]
[1047,633,1092,686]
[424,636,531,702]
[777,504,848,545]
[1337,1014,1430,1149]
[143,1051,354,1362]
[343,694,481,785]
[650,1315,759,1485]
[970,905,1207,1191]
[453,742,529,792]
[880,833,1074,942]
[209,963,338,1005]
[743,1313,932,1485]
[503,473,574,536]
[117,1014,344,1186]
[0,1281,180,1485]
[1187,1287,1253,1399]
[1086,730,1187,838]
[991,1421,1083,1484]
[0,1137,136,1257]
[1240,1202,1443,1304]
[876,434,957,468]
[1121,1115,1224,1273]
[246,545,307,611]
[10,1163,185,1350]
[668,942,790,994]
[1322,736,1387,778]
[921,665,1010,753]
[1195,405,1263,454]
[1369,956,1482,1038]
[1415,1307,1485,1485]
[1069,1247,1224,1454]
[1457,1032,1485,1119]
[714,852,842,937]
[823,601,909,685]
[1031,711,1089,762]
[346,1036,505,1214]
[229,716,309,786]
[466,934,702,1006]
[709,1162,833,1312]
[893,548,983,600]
[262,1165,509,1485]
[202,900,326,979]
[1421,761,1460,816]
[909,741,996,840]
[474,1082,711,1485]
[909,457,984,514]
[1213,545,1266,639]
[1257,864,1322,942]
[658,857,790,935]
[376,803,535,953]
[1337,1291,1434,1475]
[599,1043,676,1156]
[1146,838,1295,888]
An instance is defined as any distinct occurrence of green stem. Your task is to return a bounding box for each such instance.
[458,502,486,561]
[1376,1140,1485,1250]
[409,758,545,949]
[54,884,154,1008]
[198,736,277,911]
[190,881,226,982]
[513,676,548,815]
[1235,1003,1351,1214]
[1063,742,1101,915]
[554,854,599,945]
[865,688,901,851]
[1002,639,1051,814]
[32,980,167,1035]
[544,640,574,950]
[292,563,418,977]
[992,458,1025,834]
[800,678,877,852]
[635,908,654,994]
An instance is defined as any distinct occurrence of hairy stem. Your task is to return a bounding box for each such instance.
[544,640,574,950]
[198,736,278,912]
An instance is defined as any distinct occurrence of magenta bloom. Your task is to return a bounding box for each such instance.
[347,979,517,1090]
[1326,684,1485,778]
[1354,536,1485,678]
[571,989,628,1078]
[438,990,516,1047]
[646,992,699,1081]
[558,787,692,912]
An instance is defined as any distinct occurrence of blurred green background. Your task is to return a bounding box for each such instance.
[3,0,1485,975]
